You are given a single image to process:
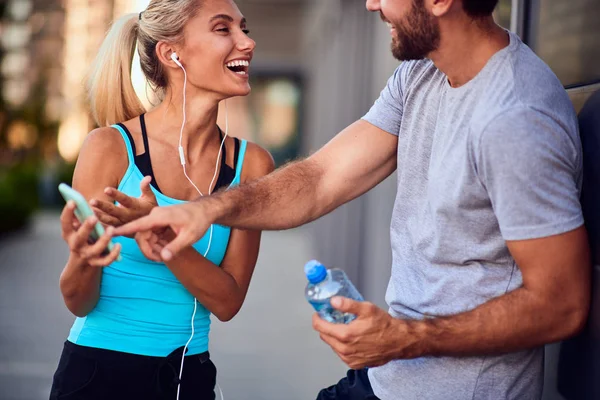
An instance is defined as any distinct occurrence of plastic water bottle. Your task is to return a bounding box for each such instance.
[304,260,364,324]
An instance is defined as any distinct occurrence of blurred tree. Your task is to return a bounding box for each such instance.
[0,0,63,230]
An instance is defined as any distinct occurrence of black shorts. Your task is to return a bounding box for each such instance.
[49,341,216,400]
[317,369,380,400]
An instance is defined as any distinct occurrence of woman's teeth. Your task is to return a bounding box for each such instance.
[226,60,250,68]
[226,60,250,75]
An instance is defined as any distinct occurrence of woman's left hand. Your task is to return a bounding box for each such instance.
[134,227,177,262]
[90,176,157,236]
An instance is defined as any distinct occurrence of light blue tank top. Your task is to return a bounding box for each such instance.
[67,125,247,356]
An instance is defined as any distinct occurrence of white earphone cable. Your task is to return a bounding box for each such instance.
[173,55,226,400]
[177,62,205,198]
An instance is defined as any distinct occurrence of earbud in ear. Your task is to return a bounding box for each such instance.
[171,52,182,67]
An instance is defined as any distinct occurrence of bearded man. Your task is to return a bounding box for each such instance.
[116,1,591,399]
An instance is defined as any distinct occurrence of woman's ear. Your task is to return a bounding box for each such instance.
[156,41,180,69]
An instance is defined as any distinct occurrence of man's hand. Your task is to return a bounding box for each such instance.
[113,200,215,261]
[312,297,421,370]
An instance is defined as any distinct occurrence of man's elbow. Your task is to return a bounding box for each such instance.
[566,305,589,337]
[558,296,590,339]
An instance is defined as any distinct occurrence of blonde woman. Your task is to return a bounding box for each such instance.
[50,0,273,399]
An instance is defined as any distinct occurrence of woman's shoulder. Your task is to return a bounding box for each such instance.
[69,126,131,196]
[238,140,275,182]
[83,125,128,150]
[79,126,131,163]
[74,126,131,185]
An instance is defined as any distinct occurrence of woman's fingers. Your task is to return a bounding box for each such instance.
[150,241,164,259]
[150,231,168,260]
[140,176,158,204]
[69,215,98,251]
[92,206,122,227]
[88,243,122,267]
[60,201,77,239]
[104,187,136,209]
[90,199,129,221]
[140,176,152,195]
[135,231,162,262]
[79,226,115,260]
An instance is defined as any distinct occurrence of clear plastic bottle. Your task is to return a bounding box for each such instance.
[304,260,364,324]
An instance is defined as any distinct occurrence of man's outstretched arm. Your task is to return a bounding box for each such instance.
[114,120,398,258]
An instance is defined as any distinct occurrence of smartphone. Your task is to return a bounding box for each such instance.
[58,183,121,262]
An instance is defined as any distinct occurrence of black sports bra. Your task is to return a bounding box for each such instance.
[117,114,240,194]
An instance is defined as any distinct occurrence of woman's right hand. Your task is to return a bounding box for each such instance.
[60,200,121,267]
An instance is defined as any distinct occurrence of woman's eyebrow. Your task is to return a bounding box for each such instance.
[210,14,247,25]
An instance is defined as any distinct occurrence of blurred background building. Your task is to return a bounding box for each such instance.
[1,0,599,399]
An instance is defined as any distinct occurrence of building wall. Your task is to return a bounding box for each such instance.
[236,0,305,68]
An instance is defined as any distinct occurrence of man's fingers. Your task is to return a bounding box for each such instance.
[331,297,369,316]
[114,213,165,237]
[319,332,339,348]
[104,187,136,208]
[319,332,352,355]
[160,229,195,261]
[312,313,350,341]
[91,199,129,220]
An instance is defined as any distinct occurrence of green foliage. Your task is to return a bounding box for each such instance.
[56,161,76,187]
[0,162,39,234]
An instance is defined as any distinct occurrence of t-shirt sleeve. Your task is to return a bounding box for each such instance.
[362,65,404,136]
[475,106,584,241]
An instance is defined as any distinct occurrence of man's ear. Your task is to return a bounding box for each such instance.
[429,0,456,18]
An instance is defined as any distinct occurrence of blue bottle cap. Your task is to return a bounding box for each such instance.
[304,260,328,284]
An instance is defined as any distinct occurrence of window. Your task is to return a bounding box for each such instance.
[249,76,303,166]
[216,73,303,167]
[527,0,600,87]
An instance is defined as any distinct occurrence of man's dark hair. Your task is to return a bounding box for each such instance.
[462,0,500,18]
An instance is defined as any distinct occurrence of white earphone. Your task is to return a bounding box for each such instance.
[171,52,183,67]
[171,52,227,400]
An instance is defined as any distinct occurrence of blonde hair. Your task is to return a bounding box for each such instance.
[86,0,203,126]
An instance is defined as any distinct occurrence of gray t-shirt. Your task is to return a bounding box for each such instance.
[362,31,583,400]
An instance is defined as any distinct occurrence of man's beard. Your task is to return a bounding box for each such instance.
[389,0,440,61]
